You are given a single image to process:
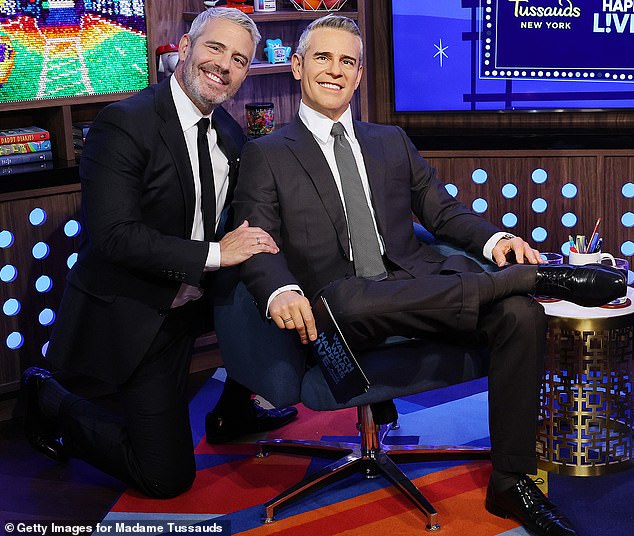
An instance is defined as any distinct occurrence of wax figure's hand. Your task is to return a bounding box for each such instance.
[492,236,545,267]
[269,290,317,345]
[219,220,279,267]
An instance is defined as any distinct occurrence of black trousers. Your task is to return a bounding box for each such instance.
[58,302,200,498]
[321,265,547,476]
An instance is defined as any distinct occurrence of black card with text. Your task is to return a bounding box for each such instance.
[311,296,370,404]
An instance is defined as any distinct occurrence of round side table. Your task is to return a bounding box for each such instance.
[537,287,634,476]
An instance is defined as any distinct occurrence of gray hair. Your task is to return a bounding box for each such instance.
[189,7,261,53]
[296,14,363,64]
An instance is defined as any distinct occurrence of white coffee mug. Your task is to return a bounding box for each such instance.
[568,251,615,266]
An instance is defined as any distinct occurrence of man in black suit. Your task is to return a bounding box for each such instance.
[20,8,296,498]
[232,15,624,536]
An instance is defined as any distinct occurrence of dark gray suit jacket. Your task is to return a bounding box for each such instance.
[47,78,245,384]
[233,115,501,323]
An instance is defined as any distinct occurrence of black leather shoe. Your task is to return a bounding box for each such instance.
[370,400,398,425]
[20,367,67,462]
[486,475,577,535]
[534,264,626,307]
[205,400,298,444]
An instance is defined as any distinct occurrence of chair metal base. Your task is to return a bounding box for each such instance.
[257,404,490,531]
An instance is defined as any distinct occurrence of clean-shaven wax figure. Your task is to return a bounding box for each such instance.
[20,8,297,498]
[231,14,625,536]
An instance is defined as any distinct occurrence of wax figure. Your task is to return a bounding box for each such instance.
[232,15,625,536]
[21,8,296,498]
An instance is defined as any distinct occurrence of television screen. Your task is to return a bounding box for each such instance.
[0,0,149,104]
[392,0,634,112]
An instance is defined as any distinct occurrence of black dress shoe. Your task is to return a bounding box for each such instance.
[534,264,626,307]
[205,400,298,444]
[486,475,577,535]
[20,367,67,462]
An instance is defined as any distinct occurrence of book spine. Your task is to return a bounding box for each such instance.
[0,130,51,145]
[0,151,54,166]
[0,140,52,156]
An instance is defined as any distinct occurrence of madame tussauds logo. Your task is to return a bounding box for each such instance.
[508,0,582,18]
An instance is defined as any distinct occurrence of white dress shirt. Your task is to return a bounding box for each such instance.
[170,75,230,307]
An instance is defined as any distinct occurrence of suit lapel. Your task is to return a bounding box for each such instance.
[354,121,388,238]
[285,116,350,258]
[212,106,241,207]
[154,79,196,236]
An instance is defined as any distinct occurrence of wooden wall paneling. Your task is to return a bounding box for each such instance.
[604,157,634,261]
[0,190,82,393]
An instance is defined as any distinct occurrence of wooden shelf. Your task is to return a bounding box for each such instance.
[183,9,359,23]
[249,61,292,75]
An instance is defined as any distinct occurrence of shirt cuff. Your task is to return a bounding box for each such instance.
[203,242,221,272]
[266,285,304,318]
[483,232,515,262]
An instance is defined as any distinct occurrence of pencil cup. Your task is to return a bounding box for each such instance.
[568,251,615,266]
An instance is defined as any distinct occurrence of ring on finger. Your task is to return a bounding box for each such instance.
[282,317,293,323]
[256,237,261,245]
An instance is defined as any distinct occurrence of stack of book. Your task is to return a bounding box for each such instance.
[0,126,54,175]
[72,121,92,161]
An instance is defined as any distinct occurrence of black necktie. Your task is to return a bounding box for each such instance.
[197,117,216,241]
[331,122,387,280]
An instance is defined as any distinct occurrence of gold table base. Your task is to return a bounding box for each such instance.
[537,315,634,476]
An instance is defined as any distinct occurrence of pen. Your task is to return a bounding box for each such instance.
[588,233,600,253]
[587,218,602,254]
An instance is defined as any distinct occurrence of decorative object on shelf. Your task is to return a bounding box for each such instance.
[290,0,348,11]
[203,1,222,7]
[245,102,275,138]
[263,39,291,64]
[253,0,277,12]
[225,0,254,14]
[156,43,179,81]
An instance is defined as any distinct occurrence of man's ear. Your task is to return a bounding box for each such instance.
[178,34,191,62]
[354,64,364,90]
[291,53,303,81]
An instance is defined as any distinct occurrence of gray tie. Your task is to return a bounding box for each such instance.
[331,122,387,280]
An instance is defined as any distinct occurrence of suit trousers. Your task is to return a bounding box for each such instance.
[320,267,547,476]
[58,300,201,498]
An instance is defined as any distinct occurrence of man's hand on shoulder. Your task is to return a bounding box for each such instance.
[269,291,317,345]
[492,235,545,267]
[219,220,279,267]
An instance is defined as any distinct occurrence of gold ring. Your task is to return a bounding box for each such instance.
[282,317,293,323]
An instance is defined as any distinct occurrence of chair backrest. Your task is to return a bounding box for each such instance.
[213,223,494,411]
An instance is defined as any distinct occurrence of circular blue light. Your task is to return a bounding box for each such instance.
[29,208,47,226]
[502,212,518,228]
[531,198,548,213]
[472,169,488,184]
[42,341,49,357]
[532,227,548,242]
[622,183,634,198]
[32,241,50,260]
[67,253,78,269]
[6,331,24,350]
[39,308,56,326]
[35,275,53,293]
[561,241,571,255]
[621,212,634,227]
[561,212,577,228]
[3,298,21,316]
[531,169,548,184]
[472,198,488,213]
[0,265,17,283]
[445,184,458,197]
[561,183,578,199]
[621,241,634,256]
[64,220,81,237]
[0,230,14,248]
[501,184,518,199]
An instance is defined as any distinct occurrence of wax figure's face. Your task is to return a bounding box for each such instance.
[292,27,363,121]
[176,18,254,114]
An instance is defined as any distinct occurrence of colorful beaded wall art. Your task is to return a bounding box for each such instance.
[0,0,149,103]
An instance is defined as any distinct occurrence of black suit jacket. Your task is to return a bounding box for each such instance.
[47,78,245,384]
[233,115,501,318]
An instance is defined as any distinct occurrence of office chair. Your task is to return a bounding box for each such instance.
[213,224,494,531]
